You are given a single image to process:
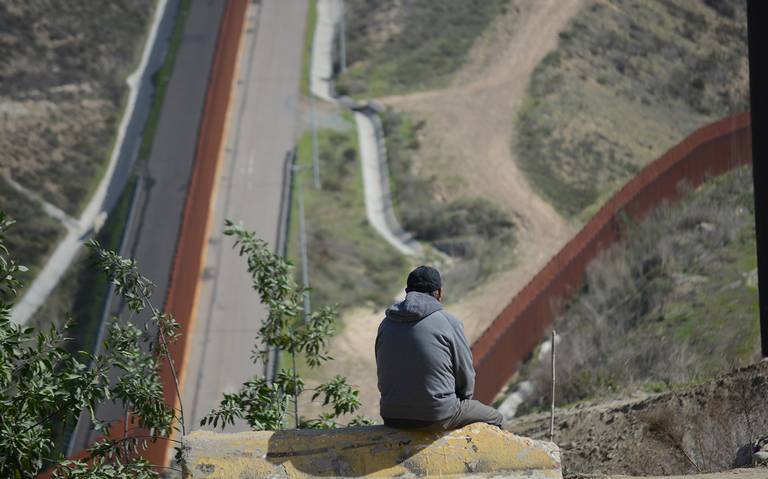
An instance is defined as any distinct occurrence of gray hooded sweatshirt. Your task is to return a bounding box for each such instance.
[375,291,476,421]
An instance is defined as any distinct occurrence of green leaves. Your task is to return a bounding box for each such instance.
[201,376,287,431]
[87,240,153,315]
[0,212,24,301]
[1,216,180,478]
[312,376,362,417]
[209,221,365,430]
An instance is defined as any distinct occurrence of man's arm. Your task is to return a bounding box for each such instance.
[449,315,476,400]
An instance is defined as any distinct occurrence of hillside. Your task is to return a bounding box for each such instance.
[0,0,154,284]
[510,165,760,416]
[313,0,757,427]
[337,0,510,97]
[509,361,768,477]
[517,0,749,218]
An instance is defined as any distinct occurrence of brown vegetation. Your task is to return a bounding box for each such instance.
[508,361,768,477]
[515,166,760,414]
[517,0,749,217]
[0,0,153,280]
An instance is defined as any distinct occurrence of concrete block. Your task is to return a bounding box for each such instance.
[182,423,561,478]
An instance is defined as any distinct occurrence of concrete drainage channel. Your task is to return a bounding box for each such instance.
[265,0,425,385]
[10,0,175,325]
[309,0,422,258]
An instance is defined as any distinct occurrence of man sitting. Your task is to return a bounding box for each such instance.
[375,265,503,431]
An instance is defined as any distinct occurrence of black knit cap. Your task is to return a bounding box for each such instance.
[406,265,442,293]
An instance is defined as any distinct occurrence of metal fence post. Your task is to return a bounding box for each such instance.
[747,0,768,357]
[295,164,312,318]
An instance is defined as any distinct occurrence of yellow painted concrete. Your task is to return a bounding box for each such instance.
[183,423,562,478]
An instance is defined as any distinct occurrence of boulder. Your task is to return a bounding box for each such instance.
[182,422,561,478]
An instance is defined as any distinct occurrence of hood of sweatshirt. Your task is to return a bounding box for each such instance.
[385,291,443,322]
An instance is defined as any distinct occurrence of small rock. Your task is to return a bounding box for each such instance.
[753,450,768,465]
[745,268,759,289]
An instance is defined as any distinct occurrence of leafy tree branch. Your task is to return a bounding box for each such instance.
[203,220,372,431]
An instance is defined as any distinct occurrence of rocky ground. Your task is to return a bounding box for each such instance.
[507,361,768,478]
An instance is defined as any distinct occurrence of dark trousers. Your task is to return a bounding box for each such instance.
[383,399,504,432]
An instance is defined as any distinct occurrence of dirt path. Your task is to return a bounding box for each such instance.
[311,0,588,421]
[380,0,586,341]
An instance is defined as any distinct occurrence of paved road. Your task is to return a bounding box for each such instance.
[181,0,308,430]
[70,0,226,452]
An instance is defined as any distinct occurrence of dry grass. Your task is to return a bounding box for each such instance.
[516,0,749,217]
[1,0,154,214]
[337,0,510,97]
[0,0,154,290]
[516,167,761,413]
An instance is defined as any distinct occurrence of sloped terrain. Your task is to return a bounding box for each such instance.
[517,0,749,218]
[513,166,760,415]
[379,0,583,341]
[0,0,153,281]
[508,361,768,477]
[338,0,510,97]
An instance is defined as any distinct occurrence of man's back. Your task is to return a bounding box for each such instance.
[375,291,475,422]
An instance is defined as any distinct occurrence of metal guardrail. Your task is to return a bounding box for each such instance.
[66,176,143,457]
[267,148,297,381]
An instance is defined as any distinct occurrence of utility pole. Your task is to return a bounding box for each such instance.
[339,1,347,72]
[295,165,312,317]
[307,24,320,189]
[310,95,320,189]
[747,0,768,358]
[549,329,556,441]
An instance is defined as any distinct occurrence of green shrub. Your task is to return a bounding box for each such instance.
[382,109,516,295]
[516,166,760,412]
[338,0,510,96]
[516,0,749,218]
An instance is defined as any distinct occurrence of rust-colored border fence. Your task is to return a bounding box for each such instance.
[471,112,752,404]
[35,2,248,476]
[147,0,248,467]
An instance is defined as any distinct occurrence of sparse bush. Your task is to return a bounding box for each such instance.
[203,221,372,430]
[382,109,516,295]
[0,212,183,478]
[339,0,511,96]
[517,0,749,218]
[515,167,760,413]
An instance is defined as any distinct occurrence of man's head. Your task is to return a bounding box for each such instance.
[405,265,443,302]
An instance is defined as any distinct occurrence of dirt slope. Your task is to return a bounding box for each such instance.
[507,361,768,477]
[379,0,585,340]
[310,0,588,421]
[605,470,767,479]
